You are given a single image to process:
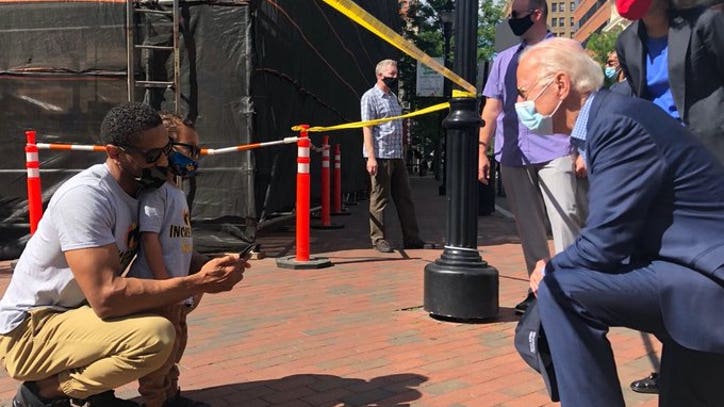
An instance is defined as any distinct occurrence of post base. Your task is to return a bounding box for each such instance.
[276,255,333,269]
[424,256,499,320]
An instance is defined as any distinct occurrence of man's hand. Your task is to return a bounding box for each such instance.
[195,254,249,294]
[367,157,378,176]
[574,154,587,178]
[478,151,491,184]
[530,259,547,295]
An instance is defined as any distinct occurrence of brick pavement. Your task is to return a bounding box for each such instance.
[0,176,661,406]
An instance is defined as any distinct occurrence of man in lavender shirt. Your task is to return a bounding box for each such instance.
[478,0,587,314]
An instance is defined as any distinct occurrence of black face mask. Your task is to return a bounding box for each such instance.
[508,15,534,36]
[382,76,398,91]
[134,166,168,190]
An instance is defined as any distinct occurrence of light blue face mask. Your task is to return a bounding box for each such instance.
[604,66,619,80]
[514,81,562,135]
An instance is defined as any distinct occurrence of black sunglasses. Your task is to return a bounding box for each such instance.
[117,138,173,163]
[172,142,201,160]
[511,8,537,18]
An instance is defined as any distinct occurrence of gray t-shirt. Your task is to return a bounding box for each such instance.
[0,164,139,334]
[127,182,193,280]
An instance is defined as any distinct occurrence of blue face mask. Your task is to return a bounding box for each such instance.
[168,150,199,178]
[604,66,619,80]
[514,81,562,135]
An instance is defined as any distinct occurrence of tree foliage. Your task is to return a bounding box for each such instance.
[478,0,505,61]
[397,0,504,165]
[584,29,623,87]
[584,29,621,65]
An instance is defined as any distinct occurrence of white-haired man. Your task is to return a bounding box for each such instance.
[518,38,724,406]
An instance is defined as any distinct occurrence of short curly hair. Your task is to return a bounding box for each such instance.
[99,102,162,146]
[160,112,195,141]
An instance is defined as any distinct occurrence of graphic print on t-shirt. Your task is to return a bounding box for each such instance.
[169,209,193,254]
[119,221,140,272]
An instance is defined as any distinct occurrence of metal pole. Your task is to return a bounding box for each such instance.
[438,17,452,196]
[424,0,499,320]
[126,0,135,102]
[172,0,181,114]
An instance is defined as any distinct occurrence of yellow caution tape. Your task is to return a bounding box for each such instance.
[292,102,450,132]
[452,89,476,98]
[321,0,477,96]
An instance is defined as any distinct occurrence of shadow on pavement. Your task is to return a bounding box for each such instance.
[428,306,520,324]
[495,307,521,323]
[176,373,428,406]
[327,257,422,266]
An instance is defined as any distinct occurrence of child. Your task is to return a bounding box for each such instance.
[127,113,208,407]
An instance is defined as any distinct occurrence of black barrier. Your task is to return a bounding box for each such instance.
[0,1,398,258]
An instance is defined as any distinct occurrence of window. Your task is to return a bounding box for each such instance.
[559,17,565,26]
[570,17,575,26]
[552,3,558,12]
[560,2,565,11]
[571,2,576,11]
[552,18,558,27]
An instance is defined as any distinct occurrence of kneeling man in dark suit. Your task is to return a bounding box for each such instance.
[516,37,724,406]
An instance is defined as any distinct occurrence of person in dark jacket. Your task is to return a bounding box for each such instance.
[616,0,724,162]
[518,37,724,407]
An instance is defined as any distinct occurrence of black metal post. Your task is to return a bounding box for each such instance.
[438,9,453,196]
[424,0,498,320]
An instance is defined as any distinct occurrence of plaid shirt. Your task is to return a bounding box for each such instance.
[570,92,597,164]
[360,85,403,159]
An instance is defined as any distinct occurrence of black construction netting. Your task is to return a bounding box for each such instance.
[0,0,400,258]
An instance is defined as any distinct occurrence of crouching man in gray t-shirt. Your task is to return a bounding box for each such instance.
[0,103,249,407]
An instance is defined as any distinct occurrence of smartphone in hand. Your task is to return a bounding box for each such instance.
[239,243,258,259]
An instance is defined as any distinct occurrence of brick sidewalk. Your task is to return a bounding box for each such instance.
[0,177,660,406]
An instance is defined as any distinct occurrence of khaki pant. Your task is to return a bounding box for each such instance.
[501,155,588,275]
[138,302,193,407]
[368,158,420,244]
[0,305,175,400]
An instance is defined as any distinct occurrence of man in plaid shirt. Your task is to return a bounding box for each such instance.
[361,59,426,253]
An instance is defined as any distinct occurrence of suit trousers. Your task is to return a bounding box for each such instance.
[501,155,587,275]
[0,305,175,400]
[537,263,724,406]
[368,158,420,245]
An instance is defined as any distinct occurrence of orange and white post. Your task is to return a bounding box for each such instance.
[276,125,332,269]
[320,136,332,226]
[25,130,43,234]
[332,144,348,215]
[295,126,311,262]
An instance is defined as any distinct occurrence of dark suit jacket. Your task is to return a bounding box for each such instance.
[616,7,724,162]
[548,91,724,353]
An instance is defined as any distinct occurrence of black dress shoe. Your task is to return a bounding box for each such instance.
[630,372,659,394]
[514,293,535,315]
